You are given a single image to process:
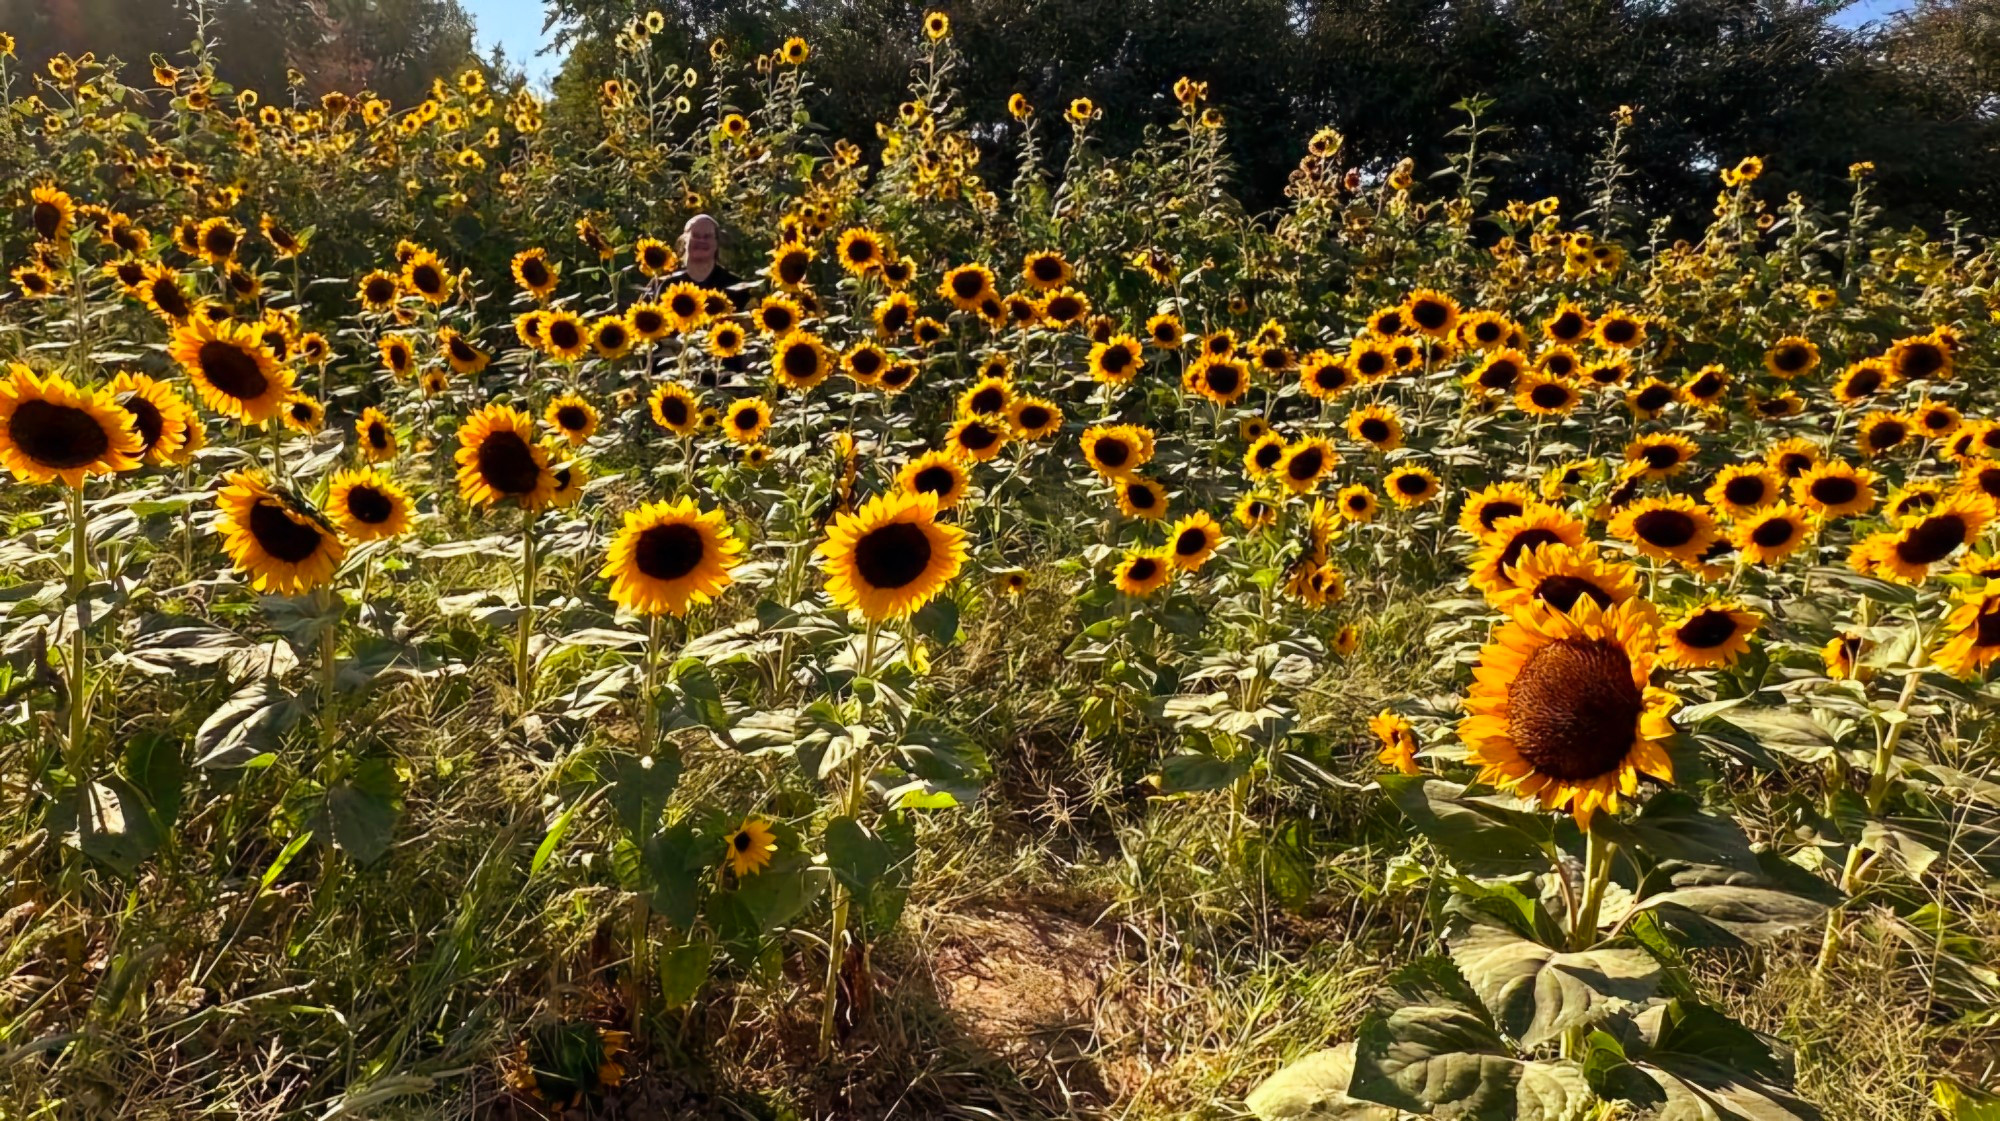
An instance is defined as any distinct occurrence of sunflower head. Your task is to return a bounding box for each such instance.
[1113,549,1175,597]
[169,317,295,424]
[0,366,144,486]
[215,471,347,594]
[604,497,743,616]
[328,466,414,542]
[1660,602,1762,669]
[819,492,967,621]
[455,404,555,510]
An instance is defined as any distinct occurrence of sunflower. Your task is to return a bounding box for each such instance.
[1620,433,1697,480]
[1385,465,1441,507]
[1870,493,1995,583]
[1486,542,1639,615]
[1822,632,1871,681]
[997,570,1030,596]
[456,404,555,509]
[591,316,633,360]
[29,185,75,244]
[835,228,886,276]
[355,407,397,461]
[1291,352,1350,400]
[602,497,743,617]
[722,398,772,445]
[1338,483,1379,523]
[1705,464,1781,518]
[1763,336,1819,379]
[1402,289,1460,338]
[940,263,995,311]
[1276,437,1337,494]
[1145,312,1184,350]
[168,317,294,424]
[1040,288,1091,328]
[1945,423,1993,464]
[1361,711,1421,775]
[1659,601,1763,670]
[1730,503,1816,566]
[511,247,558,298]
[402,249,452,304]
[633,237,677,278]
[281,395,324,433]
[1764,437,1821,481]
[379,335,415,378]
[215,471,347,594]
[766,242,814,291]
[989,399,1056,445]
[1460,596,1677,825]
[514,310,550,350]
[540,311,588,360]
[1541,301,1592,344]
[1186,356,1250,406]
[1609,495,1721,566]
[1591,309,1646,350]
[1961,460,2000,505]
[1471,507,1591,595]
[1624,379,1680,419]
[1935,581,2000,678]
[959,376,1014,418]
[873,293,917,337]
[418,369,449,397]
[646,384,698,437]
[1457,310,1512,352]
[1235,493,1279,530]
[1244,433,1288,479]
[740,444,772,470]
[1464,349,1527,393]
[1167,511,1224,570]
[298,333,331,366]
[7,260,57,299]
[900,450,972,510]
[1345,404,1404,451]
[544,395,600,445]
[1682,365,1729,407]
[1791,460,1877,518]
[1112,550,1175,597]
[1856,411,1912,458]
[1916,401,1962,440]
[1087,336,1145,386]
[1457,483,1541,541]
[1833,358,1894,405]
[1749,390,1804,419]
[1517,375,1583,416]
[104,371,193,467]
[820,491,966,620]
[0,366,144,486]
[1888,333,1951,381]
[327,466,414,542]
[1888,482,1944,521]
[439,328,489,376]
[1081,424,1154,480]
[1537,346,1581,381]
[769,331,829,392]
[195,216,243,266]
[878,361,919,393]
[947,416,1010,463]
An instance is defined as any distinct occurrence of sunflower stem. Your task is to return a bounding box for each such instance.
[1818,642,1926,973]
[820,621,880,1058]
[65,483,92,777]
[317,585,339,756]
[516,505,540,712]
[1572,828,1615,952]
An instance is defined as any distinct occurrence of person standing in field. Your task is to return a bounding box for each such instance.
[644,213,748,382]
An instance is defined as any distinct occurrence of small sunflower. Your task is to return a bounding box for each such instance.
[455,404,555,510]
[1791,460,1877,519]
[1235,493,1279,530]
[511,248,559,298]
[439,328,489,375]
[0,366,143,486]
[835,228,887,276]
[1486,542,1639,615]
[722,397,772,444]
[328,466,414,542]
[1299,352,1356,399]
[1114,475,1169,520]
[1460,596,1678,825]
[402,249,453,304]
[1917,401,1962,440]
[1609,496,1721,566]
[1471,507,1591,595]
[1245,433,1289,479]
[900,450,972,510]
[1112,550,1175,597]
[1088,336,1145,386]
[722,818,778,876]
[947,416,1010,463]
[766,243,814,291]
[591,316,633,360]
[1833,358,1894,405]
[1541,301,1592,344]
[379,335,415,378]
[1186,356,1250,406]
[1371,711,1421,775]
[939,263,996,311]
[1591,309,1646,350]
[29,185,75,244]
[1624,379,1680,418]
[873,293,917,336]
[1730,503,1816,566]
[282,395,325,433]
[545,395,600,445]
[1464,349,1527,393]
[1338,483,1379,523]
[1705,464,1782,518]
[1682,365,1729,407]
[650,383,700,436]
[1385,465,1441,507]
[662,282,710,334]
[1763,336,1819,379]
[214,471,347,594]
[819,491,967,620]
[1346,404,1404,451]
[356,407,397,462]
[108,371,194,466]
[959,376,1014,418]
[168,317,294,424]
[1659,601,1763,669]
[1276,437,1338,494]
[1146,312,1185,349]
[1402,289,1460,338]
[1517,375,1582,416]
[1167,511,1224,570]
[771,331,830,391]
[1935,581,2000,678]
[634,237,678,278]
[603,497,743,616]
[1765,437,1822,480]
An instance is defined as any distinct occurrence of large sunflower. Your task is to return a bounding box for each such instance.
[1486,542,1638,615]
[1763,336,1819,379]
[959,375,1014,418]
[328,466,414,542]
[1460,596,1678,825]
[215,471,347,594]
[1021,249,1072,290]
[899,450,971,510]
[1935,581,2000,678]
[455,404,555,509]
[1517,374,1582,416]
[108,371,194,466]
[819,491,967,620]
[167,317,294,425]
[0,366,143,486]
[1186,356,1250,406]
[1464,350,1527,393]
[1402,289,1460,338]
[603,498,743,616]
[939,263,995,311]
[1888,333,1951,381]
[771,331,829,391]
[1869,493,1995,583]
[541,311,589,360]
[30,186,75,244]
[138,263,194,322]
[1609,496,1721,567]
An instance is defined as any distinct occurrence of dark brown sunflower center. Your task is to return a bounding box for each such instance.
[1099,347,1133,374]
[1174,528,1207,556]
[659,397,690,426]
[1689,372,1722,397]
[1899,343,1944,377]
[1409,300,1448,330]
[1897,514,1969,566]
[1126,557,1161,583]
[1867,422,1907,449]
[731,407,760,431]
[642,247,668,270]
[844,240,877,265]
[634,309,667,335]
[202,227,237,256]
[968,387,1006,414]
[1845,369,1882,397]
[733,831,753,851]
[881,305,911,331]
[1602,320,1638,345]
[149,279,191,318]
[635,522,705,581]
[763,309,796,333]
[32,201,64,239]
[1635,386,1673,411]
[1478,361,1519,389]
[117,393,165,451]
[449,337,477,362]
[521,258,550,286]
[1924,410,1956,432]
[1356,352,1388,377]
[1474,322,1502,343]
[1723,476,1768,506]
[1314,366,1350,391]
[475,430,541,495]
[1809,476,1858,506]
[912,465,958,497]
[12,399,112,468]
[1641,444,1682,470]
[950,270,986,299]
[598,324,630,349]
[345,485,393,524]
[1017,405,1052,430]
[1506,637,1643,782]
[1346,493,1370,512]
[1394,472,1429,495]
[1479,501,1524,531]
[1359,418,1391,442]
[1975,605,2000,648]
[1254,443,1284,470]
[1206,365,1243,396]
[671,294,700,317]
[1094,438,1131,468]
[1677,609,1741,649]
[1535,574,1613,613]
[1031,257,1064,282]
[557,406,589,431]
[1287,448,1325,480]
[548,321,582,349]
[1499,528,1564,571]
[1531,384,1571,409]
[957,422,1000,451]
[198,341,270,400]
[1550,312,1584,339]
[249,501,327,563]
[1750,517,1798,548]
[1633,509,1697,548]
[854,521,934,589]
[1126,483,1159,509]
[1046,296,1082,321]
[781,342,819,379]
[1775,453,1813,478]
[1773,345,1810,371]
[1543,355,1577,378]
[1375,312,1405,335]
[367,421,389,449]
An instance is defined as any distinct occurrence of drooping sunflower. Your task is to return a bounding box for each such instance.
[1730,502,1816,566]
[1371,712,1421,775]
[1658,601,1763,670]
[1822,632,1872,681]
[327,466,414,542]
[1624,379,1680,418]
[1460,596,1678,825]
[1934,581,2000,678]
[1517,374,1582,416]
[544,395,600,445]
[1464,349,1527,393]
[356,407,397,462]
[215,471,346,594]
[603,497,743,616]
[455,404,555,510]
[947,416,1010,463]
[1167,511,1224,571]
[1402,289,1460,338]
[168,316,294,424]
[1080,424,1155,480]
[1609,495,1721,566]
[939,263,996,311]
[770,331,829,391]
[0,366,143,486]
[1682,365,1729,407]
[1345,404,1404,451]
[819,491,967,620]
[1385,465,1441,507]
[136,263,194,323]
[1791,460,1877,519]
[1008,397,1063,441]
[1456,483,1541,541]
[1487,542,1639,615]
[29,186,75,244]
[1112,550,1175,597]
[511,247,558,299]
[1705,464,1781,518]
[1471,507,1591,595]
[1870,493,1995,583]
[107,371,194,466]
[1622,433,1699,480]
[1275,437,1337,494]
[1115,475,1169,520]
[1088,336,1145,386]
[900,450,972,510]
[722,818,778,877]
[722,397,772,445]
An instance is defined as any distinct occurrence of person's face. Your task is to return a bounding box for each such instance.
[686,222,717,266]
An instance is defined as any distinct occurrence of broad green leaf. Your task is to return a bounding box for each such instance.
[1246,1043,1397,1120]
[607,748,681,841]
[1448,925,1662,1048]
[642,822,707,930]
[73,777,163,876]
[322,782,397,866]
[1158,750,1247,793]
[1380,777,1551,877]
[1591,792,1757,872]
[194,678,304,768]
[656,939,715,1009]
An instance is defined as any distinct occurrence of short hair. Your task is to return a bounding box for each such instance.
[679,213,721,254]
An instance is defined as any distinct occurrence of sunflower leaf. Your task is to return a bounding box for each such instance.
[1447,925,1663,1048]
[1245,1042,1397,1120]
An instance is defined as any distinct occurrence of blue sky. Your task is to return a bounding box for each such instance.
[464,0,564,87]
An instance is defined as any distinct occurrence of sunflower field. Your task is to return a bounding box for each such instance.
[3,10,2000,1120]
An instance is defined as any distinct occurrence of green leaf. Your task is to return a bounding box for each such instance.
[194,678,304,768]
[1639,1057,1822,1120]
[656,939,715,1009]
[73,777,163,876]
[1591,792,1757,872]
[607,748,681,842]
[912,596,960,645]
[1448,926,1662,1049]
[1246,1043,1398,1120]
[1158,749,1247,793]
[670,657,729,732]
[824,815,889,897]
[1442,879,1567,947]
[729,863,823,932]
[531,798,584,877]
[261,831,314,890]
[1380,777,1552,877]
[642,822,707,930]
[123,732,184,831]
[322,781,397,866]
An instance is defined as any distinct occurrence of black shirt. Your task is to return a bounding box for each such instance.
[642,264,750,381]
